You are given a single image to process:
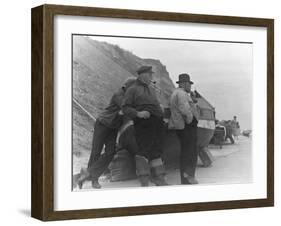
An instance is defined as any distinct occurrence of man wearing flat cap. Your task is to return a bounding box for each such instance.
[169,73,199,184]
[122,65,168,186]
[77,77,136,189]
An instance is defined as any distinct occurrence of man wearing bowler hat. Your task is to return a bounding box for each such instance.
[122,65,168,187]
[168,73,199,184]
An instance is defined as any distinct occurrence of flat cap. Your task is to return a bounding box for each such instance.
[136,65,154,75]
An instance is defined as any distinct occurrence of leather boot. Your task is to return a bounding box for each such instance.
[150,158,168,186]
[77,167,90,189]
[181,172,198,185]
[135,155,150,187]
[91,179,102,189]
[150,174,169,186]
[139,175,150,187]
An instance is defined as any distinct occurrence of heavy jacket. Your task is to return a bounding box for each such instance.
[98,88,125,129]
[122,79,163,119]
[168,88,199,130]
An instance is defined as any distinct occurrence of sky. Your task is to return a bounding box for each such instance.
[90,36,253,130]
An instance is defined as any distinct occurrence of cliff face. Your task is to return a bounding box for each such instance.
[72,36,175,158]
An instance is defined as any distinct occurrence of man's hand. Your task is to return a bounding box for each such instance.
[190,92,198,103]
[137,111,151,119]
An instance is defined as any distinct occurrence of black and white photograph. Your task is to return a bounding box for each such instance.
[29,3,274,221]
[72,34,253,190]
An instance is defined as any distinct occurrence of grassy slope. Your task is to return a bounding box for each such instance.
[72,36,175,173]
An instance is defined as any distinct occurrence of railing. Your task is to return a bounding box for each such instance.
[73,98,96,123]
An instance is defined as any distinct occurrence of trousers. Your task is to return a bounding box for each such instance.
[176,118,198,180]
[133,115,166,177]
[87,120,118,180]
[133,115,165,160]
[117,121,165,177]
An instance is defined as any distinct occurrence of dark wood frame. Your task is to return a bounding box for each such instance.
[31,4,274,221]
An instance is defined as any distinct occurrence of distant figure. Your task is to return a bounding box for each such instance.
[77,77,136,189]
[122,65,168,187]
[231,116,240,140]
[168,73,199,185]
[225,120,235,144]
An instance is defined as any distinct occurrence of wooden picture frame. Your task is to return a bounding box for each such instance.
[31,4,274,221]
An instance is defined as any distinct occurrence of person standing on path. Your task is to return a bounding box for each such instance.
[168,73,199,184]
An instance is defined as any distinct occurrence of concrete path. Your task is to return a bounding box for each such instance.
[75,136,252,191]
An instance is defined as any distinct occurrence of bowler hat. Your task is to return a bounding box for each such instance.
[137,65,154,75]
[176,73,194,84]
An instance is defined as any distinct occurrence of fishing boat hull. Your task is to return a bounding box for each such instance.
[162,120,215,167]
